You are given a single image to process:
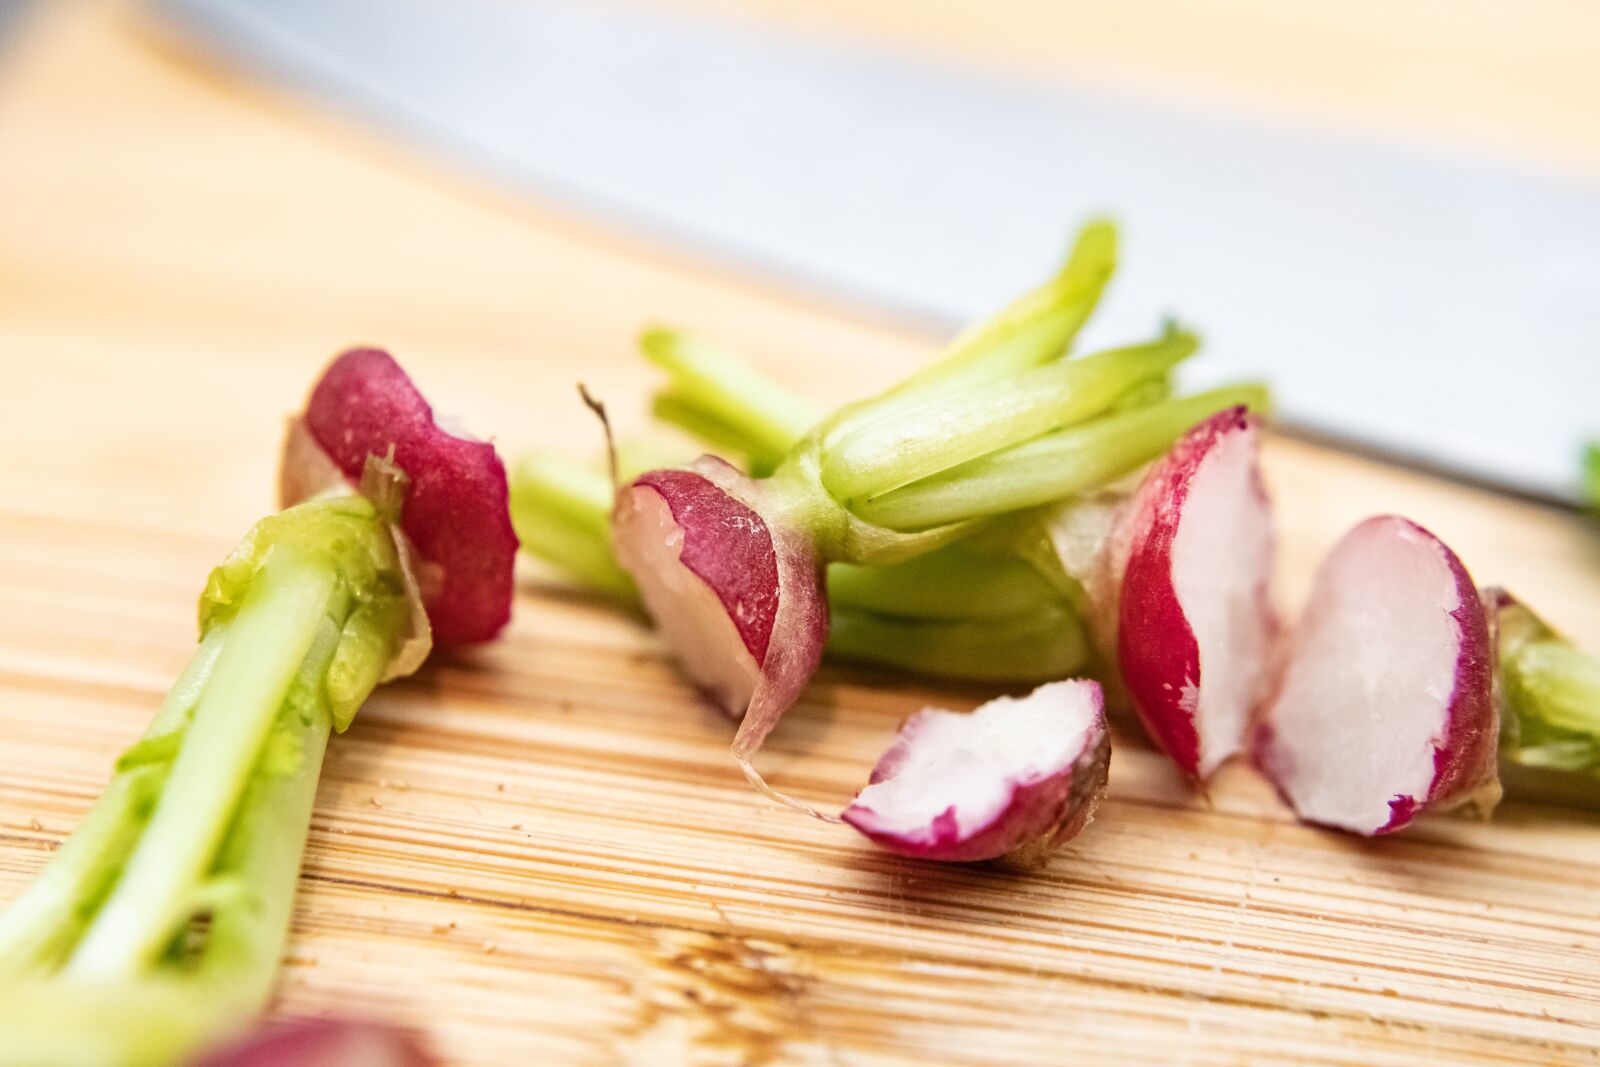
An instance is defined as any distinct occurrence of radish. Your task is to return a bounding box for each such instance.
[1255,516,1500,835]
[612,456,828,801]
[191,1018,435,1067]
[1115,407,1278,780]
[285,348,519,645]
[841,680,1110,863]
[606,222,1270,810]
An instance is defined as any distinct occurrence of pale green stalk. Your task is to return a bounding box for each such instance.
[819,327,1196,503]
[67,551,337,978]
[0,628,226,977]
[853,383,1269,529]
[642,329,821,474]
[0,491,421,1066]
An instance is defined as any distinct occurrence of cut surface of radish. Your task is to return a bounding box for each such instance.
[1118,408,1276,779]
[613,467,774,713]
[291,348,518,645]
[1256,515,1498,835]
[842,680,1109,863]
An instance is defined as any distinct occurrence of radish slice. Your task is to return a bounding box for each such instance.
[1256,516,1500,835]
[1117,408,1277,779]
[841,680,1109,863]
[191,1017,435,1067]
[613,457,829,783]
[286,348,519,645]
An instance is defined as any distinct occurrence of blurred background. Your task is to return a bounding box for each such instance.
[0,0,1596,529]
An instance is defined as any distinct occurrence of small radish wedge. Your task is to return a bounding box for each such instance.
[192,1017,435,1067]
[1116,407,1277,779]
[283,348,519,645]
[612,456,829,793]
[1256,516,1500,835]
[842,680,1110,864]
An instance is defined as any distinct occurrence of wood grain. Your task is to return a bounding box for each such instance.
[0,4,1597,1065]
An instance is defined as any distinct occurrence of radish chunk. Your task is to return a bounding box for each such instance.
[192,1017,435,1067]
[290,348,519,645]
[1118,409,1276,779]
[613,466,778,713]
[1257,516,1499,835]
[613,458,828,736]
[842,680,1110,863]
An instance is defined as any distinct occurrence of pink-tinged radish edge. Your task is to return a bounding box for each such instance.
[842,680,1110,864]
[1116,407,1277,781]
[287,348,519,646]
[190,1016,436,1067]
[1255,515,1500,836]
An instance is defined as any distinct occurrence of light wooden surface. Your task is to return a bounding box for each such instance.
[1,4,1597,1065]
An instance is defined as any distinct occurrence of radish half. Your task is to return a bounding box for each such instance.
[1256,516,1500,835]
[841,680,1109,863]
[1111,407,1277,779]
[613,456,829,800]
[284,348,519,645]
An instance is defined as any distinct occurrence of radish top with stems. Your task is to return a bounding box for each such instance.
[1255,516,1499,836]
[289,347,519,645]
[610,223,1132,804]
[842,680,1111,864]
[515,450,1090,685]
[0,351,516,1067]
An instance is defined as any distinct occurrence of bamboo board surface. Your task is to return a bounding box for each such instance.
[1,4,1597,1064]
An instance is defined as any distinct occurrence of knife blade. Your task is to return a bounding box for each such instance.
[151,0,1600,501]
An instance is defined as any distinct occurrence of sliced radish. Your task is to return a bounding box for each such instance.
[1055,407,1277,781]
[613,456,828,775]
[841,680,1109,863]
[1256,516,1500,835]
[191,1017,435,1067]
[286,348,519,645]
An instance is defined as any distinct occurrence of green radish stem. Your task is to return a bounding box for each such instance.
[67,551,337,978]
[512,451,637,599]
[642,329,821,475]
[881,217,1116,401]
[852,383,1270,530]
[829,604,1090,684]
[0,491,422,1066]
[1494,594,1600,806]
[0,628,227,977]
[818,326,1197,504]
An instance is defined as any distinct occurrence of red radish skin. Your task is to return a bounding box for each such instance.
[1255,516,1500,835]
[191,1017,435,1067]
[290,348,518,645]
[1116,408,1277,780]
[613,457,828,754]
[842,680,1110,864]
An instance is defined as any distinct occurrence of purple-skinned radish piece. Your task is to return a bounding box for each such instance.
[841,680,1110,864]
[613,456,829,808]
[1117,407,1278,780]
[1256,515,1500,835]
[191,1017,436,1067]
[282,348,519,645]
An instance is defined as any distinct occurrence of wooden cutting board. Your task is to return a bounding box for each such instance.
[1,4,1596,1064]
